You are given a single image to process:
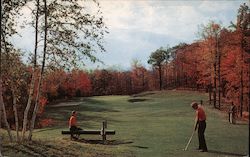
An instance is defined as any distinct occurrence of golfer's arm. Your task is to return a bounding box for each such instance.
[194,117,198,131]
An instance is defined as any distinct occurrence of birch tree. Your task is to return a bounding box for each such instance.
[0,0,27,142]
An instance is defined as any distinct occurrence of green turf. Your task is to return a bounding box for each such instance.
[1,90,249,157]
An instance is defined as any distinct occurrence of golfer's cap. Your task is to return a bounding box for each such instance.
[72,110,76,114]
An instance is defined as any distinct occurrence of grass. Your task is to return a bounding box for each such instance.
[1,90,249,157]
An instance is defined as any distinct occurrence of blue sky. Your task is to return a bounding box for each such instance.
[12,0,249,70]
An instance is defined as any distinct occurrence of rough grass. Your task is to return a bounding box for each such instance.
[1,90,249,157]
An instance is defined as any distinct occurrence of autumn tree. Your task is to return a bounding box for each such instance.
[168,43,190,88]
[1,0,28,142]
[236,3,250,116]
[121,71,133,94]
[199,21,222,109]
[2,50,28,142]
[90,69,113,95]
[131,59,148,93]
[65,69,92,97]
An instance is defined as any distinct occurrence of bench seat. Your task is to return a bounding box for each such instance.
[61,130,115,135]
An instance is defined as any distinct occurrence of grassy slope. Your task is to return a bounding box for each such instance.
[1,90,249,157]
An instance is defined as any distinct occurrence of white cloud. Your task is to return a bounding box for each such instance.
[100,1,207,41]
[99,0,245,37]
[198,1,236,12]
[100,1,136,30]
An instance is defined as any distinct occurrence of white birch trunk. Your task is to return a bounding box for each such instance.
[0,136,2,157]
[11,83,19,142]
[0,79,13,142]
[21,72,36,141]
[0,106,2,128]
[28,0,47,141]
[28,73,43,140]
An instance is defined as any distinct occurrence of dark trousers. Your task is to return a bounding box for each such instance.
[70,126,82,139]
[198,120,207,151]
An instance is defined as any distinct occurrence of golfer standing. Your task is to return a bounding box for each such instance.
[191,102,208,152]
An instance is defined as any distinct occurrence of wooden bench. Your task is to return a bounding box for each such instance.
[61,121,115,141]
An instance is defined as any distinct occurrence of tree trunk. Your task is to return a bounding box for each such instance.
[175,66,177,88]
[0,0,13,142]
[239,30,244,117]
[165,65,168,89]
[217,34,221,110]
[240,54,244,117]
[11,83,20,142]
[159,65,162,90]
[34,0,39,69]
[0,105,2,128]
[213,35,218,109]
[21,73,36,140]
[21,0,40,141]
[28,0,48,140]
[248,59,250,113]
[142,71,145,91]
[209,84,212,105]
[213,61,217,108]
[0,0,2,130]
[0,80,13,142]
[181,63,184,87]
[128,76,132,94]
[28,71,43,140]
[0,135,2,157]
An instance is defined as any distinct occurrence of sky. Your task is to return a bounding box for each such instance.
[12,0,249,70]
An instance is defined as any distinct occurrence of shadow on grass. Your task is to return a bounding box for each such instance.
[34,126,63,133]
[208,150,247,156]
[3,141,76,157]
[128,98,148,103]
[22,144,47,157]
[3,145,36,156]
[77,139,133,145]
[234,122,248,126]
[131,145,149,149]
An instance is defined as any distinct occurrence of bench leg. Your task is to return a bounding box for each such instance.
[102,134,106,141]
[102,121,107,143]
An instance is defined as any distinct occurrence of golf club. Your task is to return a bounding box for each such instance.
[183,130,195,151]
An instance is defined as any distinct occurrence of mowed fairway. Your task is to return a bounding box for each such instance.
[10,91,248,157]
